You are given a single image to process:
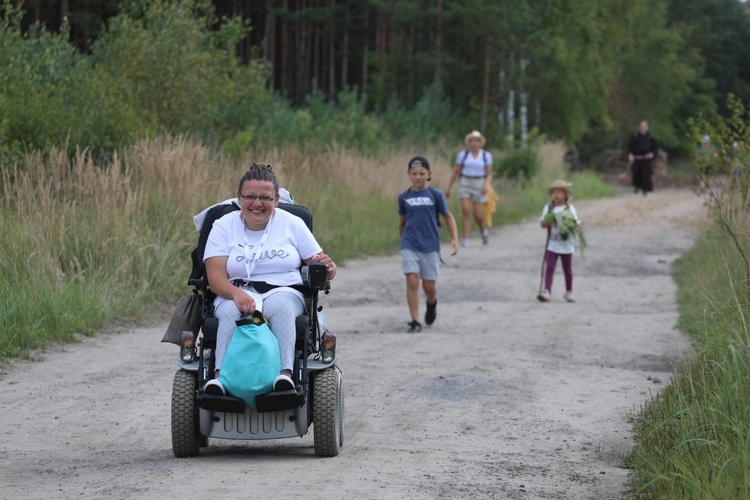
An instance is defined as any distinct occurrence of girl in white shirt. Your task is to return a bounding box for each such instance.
[538,180,580,303]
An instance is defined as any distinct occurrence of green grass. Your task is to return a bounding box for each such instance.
[490,169,613,227]
[625,216,750,498]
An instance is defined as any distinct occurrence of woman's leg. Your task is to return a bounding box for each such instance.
[262,292,305,374]
[460,198,473,238]
[560,253,574,292]
[472,200,485,233]
[544,250,559,292]
[214,299,242,371]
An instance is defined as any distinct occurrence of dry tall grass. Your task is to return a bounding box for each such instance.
[0,136,608,360]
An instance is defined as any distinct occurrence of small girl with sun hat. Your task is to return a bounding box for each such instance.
[537,179,584,303]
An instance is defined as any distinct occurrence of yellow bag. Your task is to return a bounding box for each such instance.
[484,185,500,227]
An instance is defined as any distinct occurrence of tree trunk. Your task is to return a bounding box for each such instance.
[281,0,289,97]
[361,3,369,103]
[342,0,350,88]
[408,25,415,100]
[434,0,443,83]
[313,11,320,94]
[498,66,506,128]
[328,0,336,100]
[507,52,515,146]
[376,9,385,58]
[264,0,276,88]
[296,0,310,105]
[520,57,529,147]
[480,35,491,133]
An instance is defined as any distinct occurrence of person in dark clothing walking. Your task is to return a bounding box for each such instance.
[628,120,659,195]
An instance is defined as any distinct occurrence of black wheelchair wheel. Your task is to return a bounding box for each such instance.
[171,369,203,457]
[312,367,344,457]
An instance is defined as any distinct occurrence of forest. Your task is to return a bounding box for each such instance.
[2,0,750,164]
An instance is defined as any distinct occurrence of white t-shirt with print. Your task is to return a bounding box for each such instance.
[204,208,322,308]
[540,204,580,255]
[456,149,493,177]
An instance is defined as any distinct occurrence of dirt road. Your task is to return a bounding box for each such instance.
[0,188,706,499]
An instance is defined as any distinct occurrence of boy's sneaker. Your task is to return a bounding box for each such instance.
[537,289,551,302]
[407,320,422,333]
[564,292,576,303]
[425,300,437,325]
[481,229,489,245]
[460,238,470,248]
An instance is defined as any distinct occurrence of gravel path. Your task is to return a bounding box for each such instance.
[0,188,707,499]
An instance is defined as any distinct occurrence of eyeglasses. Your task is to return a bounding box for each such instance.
[239,193,276,203]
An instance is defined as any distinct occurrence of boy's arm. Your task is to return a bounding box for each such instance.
[399,214,406,236]
[443,212,459,255]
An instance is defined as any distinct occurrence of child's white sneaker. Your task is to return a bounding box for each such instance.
[537,289,551,302]
[460,238,470,248]
[564,292,576,302]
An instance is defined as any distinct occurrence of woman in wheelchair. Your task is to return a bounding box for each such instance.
[202,162,337,395]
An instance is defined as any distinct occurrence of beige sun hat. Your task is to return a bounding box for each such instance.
[464,130,486,147]
[547,179,573,198]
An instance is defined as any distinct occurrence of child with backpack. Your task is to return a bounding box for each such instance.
[398,156,459,333]
[537,180,583,303]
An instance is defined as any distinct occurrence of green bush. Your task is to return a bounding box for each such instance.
[494,131,544,180]
[90,0,270,144]
[0,10,81,159]
[382,81,460,145]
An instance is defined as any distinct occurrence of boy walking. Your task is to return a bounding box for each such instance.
[398,156,459,333]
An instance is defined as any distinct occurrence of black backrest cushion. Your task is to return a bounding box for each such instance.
[277,203,312,232]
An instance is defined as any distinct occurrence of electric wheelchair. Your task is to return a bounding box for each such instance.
[170,202,343,457]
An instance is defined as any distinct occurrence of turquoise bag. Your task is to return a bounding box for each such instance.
[219,312,281,406]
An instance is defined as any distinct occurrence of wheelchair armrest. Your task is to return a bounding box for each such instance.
[301,262,329,291]
[188,277,206,288]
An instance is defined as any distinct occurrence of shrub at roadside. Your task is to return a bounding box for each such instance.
[0,6,139,162]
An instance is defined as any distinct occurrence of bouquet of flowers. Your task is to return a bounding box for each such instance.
[544,210,587,254]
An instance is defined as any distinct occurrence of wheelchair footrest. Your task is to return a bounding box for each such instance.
[197,391,246,414]
[255,390,305,413]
